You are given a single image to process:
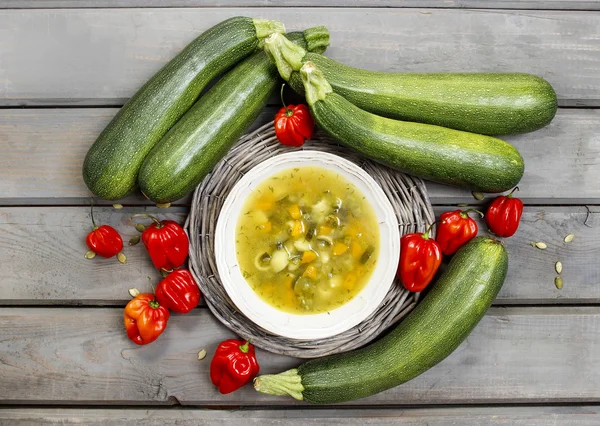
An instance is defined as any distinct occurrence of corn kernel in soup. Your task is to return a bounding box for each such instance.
[235,166,379,314]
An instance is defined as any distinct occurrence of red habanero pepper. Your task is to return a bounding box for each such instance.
[397,224,442,293]
[124,293,170,345]
[274,84,314,147]
[133,214,189,271]
[486,187,524,238]
[210,339,260,394]
[85,200,123,258]
[155,269,200,314]
[436,209,482,255]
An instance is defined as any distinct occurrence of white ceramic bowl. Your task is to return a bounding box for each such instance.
[214,151,400,340]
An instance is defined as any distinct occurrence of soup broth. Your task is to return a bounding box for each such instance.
[235,166,380,314]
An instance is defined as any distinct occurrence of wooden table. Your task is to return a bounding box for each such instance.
[1,1,600,424]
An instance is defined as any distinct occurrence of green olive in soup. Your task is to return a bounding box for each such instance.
[235,166,379,314]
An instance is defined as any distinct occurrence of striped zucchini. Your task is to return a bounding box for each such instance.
[264,32,557,136]
[296,61,524,193]
[137,28,329,203]
[254,237,508,404]
[82,17,285,200]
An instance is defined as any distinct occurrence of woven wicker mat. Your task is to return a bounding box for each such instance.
[186,121,435,358]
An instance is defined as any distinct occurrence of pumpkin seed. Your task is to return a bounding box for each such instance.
[113,204,123,210]
[564,234,575,243]
[129,235,140,246]
[555,276,563,289]
[472,191,485,201]
[156,203,171,209]
[84,251,96,259]
[530,241,547,249]
[197,349,207,361]
[457,203,469,207]
[555,261,563,274]
[135,223,146,233]
[128,288,140,298]
[117,252,127,264]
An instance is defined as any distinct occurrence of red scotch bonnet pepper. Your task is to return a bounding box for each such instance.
[436,209,482,255]
[397,224,442,293]
[210,339,260,394]
[155,269,200,314]
[124,293,170,345]
[86,201,123,258]
[486,187,524,238]
[274,85,314,147]
[133,214,189,271]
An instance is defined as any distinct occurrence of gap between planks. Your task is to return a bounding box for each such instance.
[0,205,596,305]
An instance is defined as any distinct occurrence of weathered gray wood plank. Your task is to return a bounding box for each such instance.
[2,1,600,9]
[0,8,598,106]
[0,306,598,405]
[1,108,598,206]
[1,406,600,425]
[0,206,594,304]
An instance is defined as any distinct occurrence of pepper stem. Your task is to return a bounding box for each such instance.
[461,208,485,219]
[131,213,162,228]
[239,341,250,353]
[90,197,97,229]
[147,276,157,299]
[422,222,437,240]
[280,84,292,116]
[507,186,520,198]
[253,369,305,401]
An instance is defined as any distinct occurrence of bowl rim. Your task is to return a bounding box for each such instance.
[214,150,400,340]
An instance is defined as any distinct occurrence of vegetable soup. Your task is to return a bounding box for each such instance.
[235,166,379,314]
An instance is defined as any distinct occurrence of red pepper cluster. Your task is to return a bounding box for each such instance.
[397,188,523,293]
[84,203,258,394]
[124,214,200,346]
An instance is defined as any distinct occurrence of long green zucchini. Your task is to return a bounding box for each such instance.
[137,28,329,204]
[295,62,524,193]
[264,32,557,136]
[254,236,508,404]
[82,17,285,200]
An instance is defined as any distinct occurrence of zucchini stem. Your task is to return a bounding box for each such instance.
[299,62,333,106]
[264,32,307,80]
[303,26,330,55]
[252,18,286,40]
[253,368,305,401]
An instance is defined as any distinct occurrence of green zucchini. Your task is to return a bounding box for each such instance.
[296,62,524,193]
[137,28,330,203]
[264,33,557,136]
[82,17,285,200]
[254,236,508,404]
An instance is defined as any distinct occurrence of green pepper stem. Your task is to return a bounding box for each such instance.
[507,186,520,198]
[239,341,250,353]
[131,213,162,228]
[90,197,97,229]
[280,84,292,116]
[422,222,437,240]
[253,369,304,401]
[461,208,485,219]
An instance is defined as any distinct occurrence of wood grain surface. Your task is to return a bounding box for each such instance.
[0,306,599,405]
[2,108,599,205]
[3,1,600,9]
[0,206,594,304]
[0,8,598,106]
[1,406,600,425]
